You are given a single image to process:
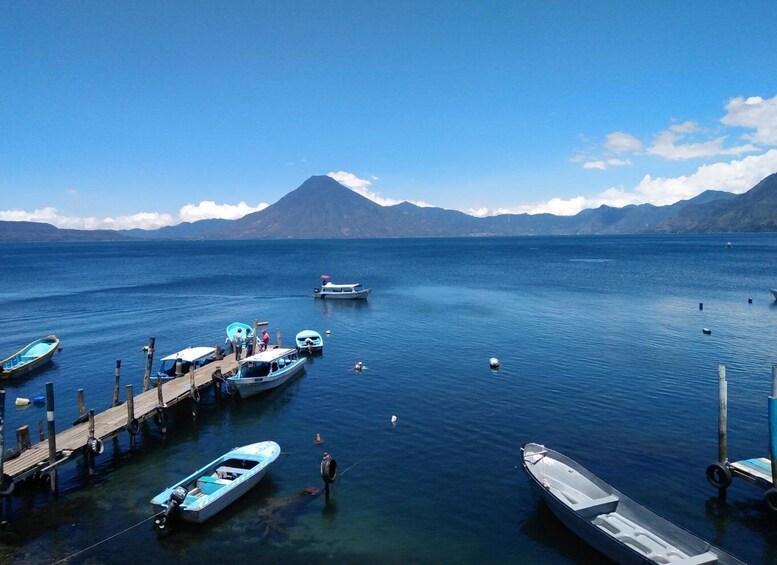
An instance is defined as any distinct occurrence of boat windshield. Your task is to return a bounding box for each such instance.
[242,361,271,378]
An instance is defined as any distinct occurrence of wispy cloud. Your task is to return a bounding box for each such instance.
[721,95,777,145]
[583,158,631,170]
[605,131,642,153]
[327,171,433,207]
[179,201,268,222]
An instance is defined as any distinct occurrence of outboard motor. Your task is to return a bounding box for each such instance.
[154,486,187,531]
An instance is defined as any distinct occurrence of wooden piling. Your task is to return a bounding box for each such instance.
[718,365,728,464]
[38,420,44,442]
[112,360,121,407]
[276,327,282,348]
[77,389,85,419]
[126,384,136,450]
[16,425,31,452]
[175,357,183,377]
[45,382,58,493]
[0,390,5,491]
[87,410,96,476]
[252,319,259,354]
[142,337,156,392]
[212,369,222,400]
[189,368,198,418]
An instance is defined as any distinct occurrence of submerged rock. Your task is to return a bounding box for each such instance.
[256,486,323,541]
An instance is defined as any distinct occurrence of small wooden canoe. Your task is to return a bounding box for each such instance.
[1,335,60,379]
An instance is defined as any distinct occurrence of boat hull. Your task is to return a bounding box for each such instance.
[1,335,60,379]
[229,360,306,398]
[150,441,280,524]
[314,289,371,300]
[521,442,744,565]
[295,330,323,354]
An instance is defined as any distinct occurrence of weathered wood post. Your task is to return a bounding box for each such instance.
[252,319,259,355]
[77,389,85,419]
[175,357,183,378]
[16,425,31,452]
[189,367,198,418]
[126,384,137,450]
[276,327,282,349]
[142,337,156,392]
[769,364,777,488]
[156,372,167,434]
[212,369,222,400]
[0,389,5,495]
[45,382,58,493]
[112,360,121,407]
[718,365,728,464]
[87,410,96,476]
[38,420,44,442]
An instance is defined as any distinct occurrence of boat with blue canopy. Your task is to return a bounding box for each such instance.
[1,335,60,379]
[295,330,323,354]
[227,348,306,398]
[156,346,216,381]
[151,440,280,529]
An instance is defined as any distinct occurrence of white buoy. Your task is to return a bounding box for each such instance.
[15,397,30,407]
[489,357,500,369]
[703,328,712,335]
[391,415,397,425]
[325,330,331,335]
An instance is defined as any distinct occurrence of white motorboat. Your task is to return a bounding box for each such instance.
[521,442,745,564]
[227,348,306,398]
[151,441,280,529]
[156,346,216,381]
[313,274,371,300]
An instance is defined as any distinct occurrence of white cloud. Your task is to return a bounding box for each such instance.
[327,170,432,207]
[179,200,268,222]
[583,158,631,170]
[721,95,777,145]
[647,130,757,160]
[477,149,777,216]
[0,199,269,230]
[605,131,643,153]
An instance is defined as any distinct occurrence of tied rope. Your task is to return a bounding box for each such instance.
[51,514,157,564]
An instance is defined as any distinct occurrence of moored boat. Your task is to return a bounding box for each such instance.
[156,346,216,381]
[295,330,323,354]
[226,322,253,350]
[1,335,60,379]
[521,442,745,564]
[313,275,371,300]
[151,440,280,529]
[227,348,306,398]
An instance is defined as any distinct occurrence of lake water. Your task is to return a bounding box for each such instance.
[0,235,775,564]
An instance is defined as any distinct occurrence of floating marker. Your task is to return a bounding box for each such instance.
[315,433,324,445]
[703,328,712,335]
[748,298,753,304]
[15,398,30,407]
[699,302,704,311]
[489,357,500,369]
[325,330,331,335]
[391,415,397,425]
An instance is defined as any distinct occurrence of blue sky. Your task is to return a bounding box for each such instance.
[2,1,777,229]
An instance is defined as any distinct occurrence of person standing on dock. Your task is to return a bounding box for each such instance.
[233,328,244,360]
[260,328,270,351]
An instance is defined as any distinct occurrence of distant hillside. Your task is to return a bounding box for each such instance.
[2,173,776,242]
[0,221,127,242]
[652,173,777,233]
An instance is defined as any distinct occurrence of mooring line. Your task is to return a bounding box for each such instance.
[337,447,380,479]
[51,514,157,565]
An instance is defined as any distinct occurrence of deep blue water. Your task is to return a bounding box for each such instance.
[0,235,776,564]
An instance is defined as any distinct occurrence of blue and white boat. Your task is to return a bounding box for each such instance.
[156,346,216,381]
[151,440,280,529]
[295,330,323,354]
[313,275,371,300]
[226,322,253,350]
[1,335,60,379]
[227,348,306,398]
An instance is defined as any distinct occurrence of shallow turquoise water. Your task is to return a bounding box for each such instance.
[0,235,775,563]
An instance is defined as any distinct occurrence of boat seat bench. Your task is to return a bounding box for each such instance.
[570,494,620,517]
[593,512,718,564]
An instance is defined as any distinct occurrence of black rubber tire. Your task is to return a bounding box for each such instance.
[154,409,168,428]
[766,488,777,513]
[3,447,20,462]
[126,418,140,435]
[0,474,14,496]
[87,437,104,455]
[706,462,732,490]
[190,387,201,403]
[320,457,337,484]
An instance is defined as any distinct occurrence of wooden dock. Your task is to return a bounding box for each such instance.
[0,355,238,492]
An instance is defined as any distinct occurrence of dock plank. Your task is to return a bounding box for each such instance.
[3,357,238,481]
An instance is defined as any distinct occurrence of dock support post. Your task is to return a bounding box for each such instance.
[77,389,85,420]
[112,360,121,407]
[189,369,199,418]
[142,337,156,392]
[87,410,96,477]
[45,382,58,494]
[126,385,137,450]
[769,364,777,488]
[0,390,6,499]
[252,319,259,355]
[276,327,282,349]
[175,357,182,378]
[212,369,222,400]
[155,374,167,434]
[38,419,44,442]
[718,365,728,464]
[16,425,30,453]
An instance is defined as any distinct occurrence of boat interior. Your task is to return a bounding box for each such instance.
[185,459,260,501]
